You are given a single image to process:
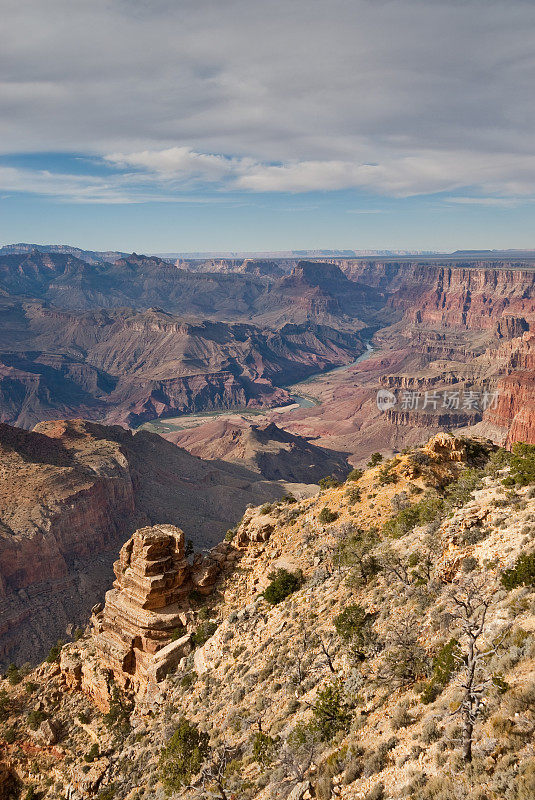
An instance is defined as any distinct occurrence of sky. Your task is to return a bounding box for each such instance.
[1,0,535,253]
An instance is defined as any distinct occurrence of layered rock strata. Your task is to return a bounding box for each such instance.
[484,333,535,446]
[61,525,235,708]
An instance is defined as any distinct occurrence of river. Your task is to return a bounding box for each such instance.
[139,341,375,435]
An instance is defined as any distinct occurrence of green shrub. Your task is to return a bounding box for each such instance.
[103,688,133,735]
[259,503,273,515]
[319,476,341,489]
[367,453,383,468]
[180,672,195,690]
[501,552,535,590]
[4,726,16,744]
[346,487,362,504]
[97,785,117,800]
[224,528,236,542]
[158,718,209,791]
[505,442,535,486]
[251,731,279,766]
[312,679,352,741]
[443,468,484,511]
[27,710,46,731]
[46,640,64,664]
[281,494,297,504]
[376,463,398,486]
[192,621,218,647]
[492,674,510,695]
[420,638,460,704]
[188,589,204,604]
[171,625,187,641]
[484,448,512,478]
[335,528,380,585]
[346,468,363,482]
[84,743,99,763]
[382,492,443,538]
[318,507,339,524]
[0,689,8,721]
[334,604,374,647]
[5,664,21,686]
[263,569,302,605]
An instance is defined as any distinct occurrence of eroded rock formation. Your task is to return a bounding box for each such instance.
[61,525,235,708]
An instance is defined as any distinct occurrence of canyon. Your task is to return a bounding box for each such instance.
[0,247,534,671]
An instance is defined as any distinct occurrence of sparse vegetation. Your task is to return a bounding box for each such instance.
[346,468,363,482]
[192,620,218,647]
[263,568,302,604]
[318,506,339,524]
[159,718,210,791]
[367,453,383,468]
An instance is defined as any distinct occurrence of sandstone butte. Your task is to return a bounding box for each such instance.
[61,524,237,710]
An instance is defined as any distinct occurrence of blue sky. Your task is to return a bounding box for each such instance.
[1,1,535,253]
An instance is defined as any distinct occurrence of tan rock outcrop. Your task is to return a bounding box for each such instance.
[61,524,236,709]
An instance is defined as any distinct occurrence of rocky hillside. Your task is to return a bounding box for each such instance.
[1,433,534,800]
[0,254,382,328]
[0,300,364,429]
[167,420,351,483]
[0,245,128,266]
[0,418,318,666]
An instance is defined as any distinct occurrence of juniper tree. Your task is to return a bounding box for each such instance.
[447,578,507,763]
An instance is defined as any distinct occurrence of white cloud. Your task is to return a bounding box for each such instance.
[0,165,239,204]
[105,146,535,199]
[446,196,529,207]
[0,166,135,204]
[105,147,244,181]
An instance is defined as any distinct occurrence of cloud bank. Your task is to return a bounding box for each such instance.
[2,0,535,202]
